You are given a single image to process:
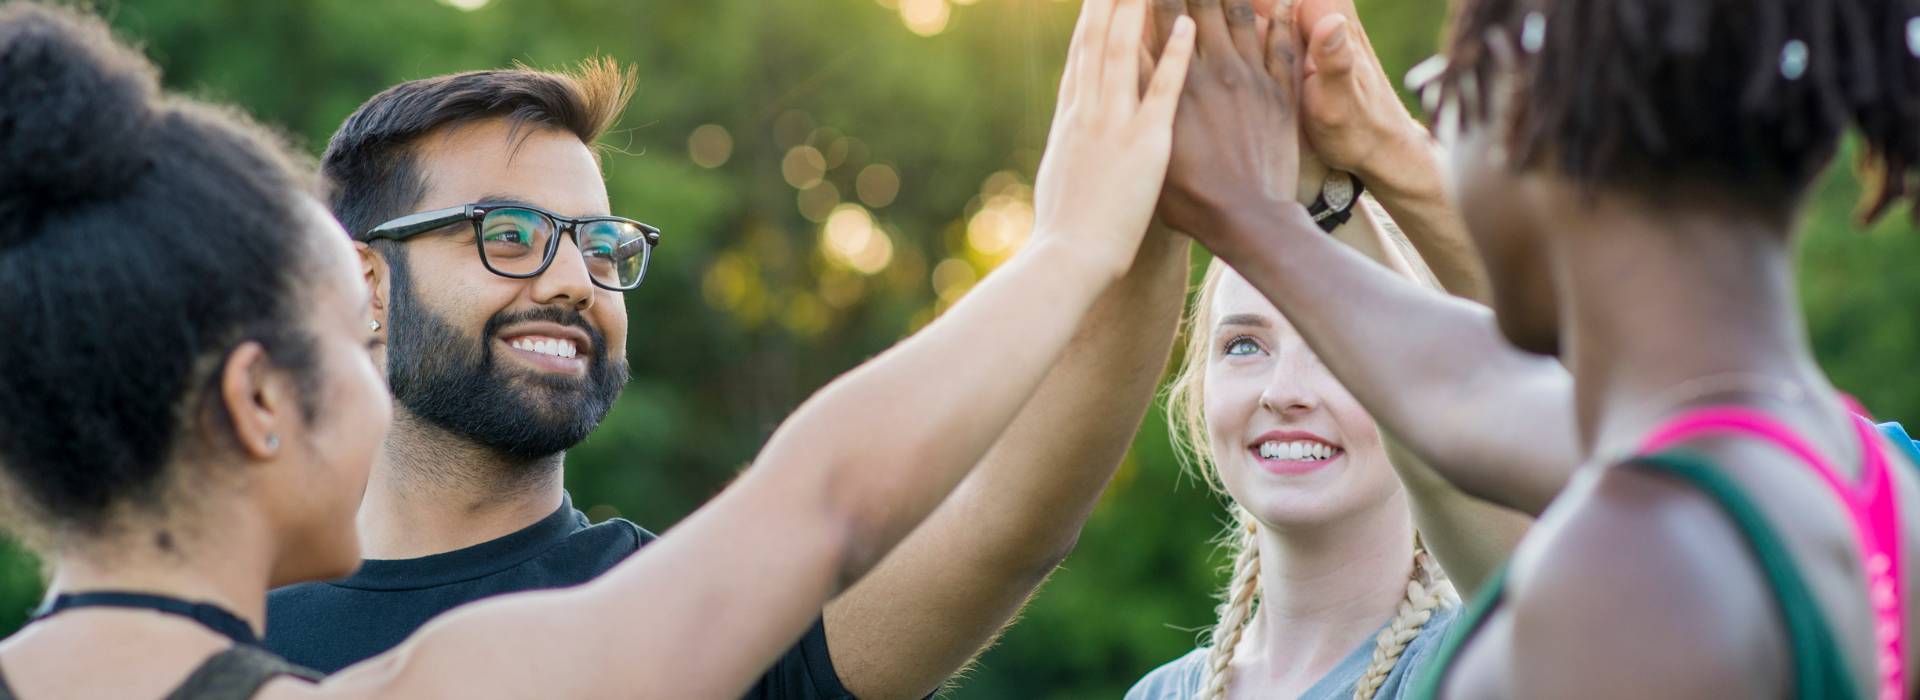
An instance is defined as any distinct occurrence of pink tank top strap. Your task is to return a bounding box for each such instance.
[1637,404,1905,700]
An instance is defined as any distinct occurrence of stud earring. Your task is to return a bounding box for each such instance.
[369,320,382,332]
[265,435,280,451]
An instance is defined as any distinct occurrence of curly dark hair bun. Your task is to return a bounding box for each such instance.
[0,3,158,237]
[0,1,326,542]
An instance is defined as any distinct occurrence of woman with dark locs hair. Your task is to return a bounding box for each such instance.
[1151,0,1920,697]
[0,1,1200,698]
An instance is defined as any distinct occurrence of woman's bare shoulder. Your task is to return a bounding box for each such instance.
[1495,467,1790,698]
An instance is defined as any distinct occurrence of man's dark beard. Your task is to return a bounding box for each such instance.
[383,250,628,461]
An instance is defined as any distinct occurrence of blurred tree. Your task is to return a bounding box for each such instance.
[0,1,1912,697]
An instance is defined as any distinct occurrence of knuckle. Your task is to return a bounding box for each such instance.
[1225,2,1255,25]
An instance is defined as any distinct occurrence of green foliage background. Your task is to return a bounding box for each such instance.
[2,1,1915,697]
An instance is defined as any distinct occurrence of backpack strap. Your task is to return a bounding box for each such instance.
[164,646,320,700]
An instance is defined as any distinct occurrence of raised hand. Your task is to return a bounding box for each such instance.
[1292,0,1491,299]
[1295,0,1429,190]
[1154,0,1307,246]
[1032,0,1195,276]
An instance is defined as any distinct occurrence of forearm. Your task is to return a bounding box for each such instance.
[824,231,1191,699]
[1382,434,1531,597]
[1351,125,1491,302]
[1211,200,1576,514]
[774,238,1127,580]
[928,230,1188,570]
[331,510,847,700]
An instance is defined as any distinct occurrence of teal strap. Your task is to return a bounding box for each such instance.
[1633,450,1859,700]
[1406,562,1508,698]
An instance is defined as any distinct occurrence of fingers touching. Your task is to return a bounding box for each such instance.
[1142,16,1196,124]
[1150,0,1185,57]
[1064,0,1190,122]
[1264,0,1301,88]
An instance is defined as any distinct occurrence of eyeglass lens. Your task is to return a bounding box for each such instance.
[477,207,651,289]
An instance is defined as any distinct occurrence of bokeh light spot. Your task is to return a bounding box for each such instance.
[857,164,901,208]
[782,293,831,338]
[782,145,828,189]
[900,0,950,36]
[822,204,894,275]
[798,182,842,223]
[932,258,978,303]
[966,194,1034,260]
[688,124,733,169]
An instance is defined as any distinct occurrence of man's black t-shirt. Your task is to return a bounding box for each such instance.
[265,494,850,699]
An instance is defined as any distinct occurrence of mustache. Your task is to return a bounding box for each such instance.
[482,306,609,357]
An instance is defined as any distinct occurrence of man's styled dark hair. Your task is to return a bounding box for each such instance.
[1436,0,1920,222]
[321,58,637,239]
[0,3,324,541]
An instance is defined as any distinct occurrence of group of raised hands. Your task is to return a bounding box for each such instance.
[1040,0,1440,268]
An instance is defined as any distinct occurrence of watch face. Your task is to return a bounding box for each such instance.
[1324,171,1356,210]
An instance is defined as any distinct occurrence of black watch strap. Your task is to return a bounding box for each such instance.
[1306,172,1365,233]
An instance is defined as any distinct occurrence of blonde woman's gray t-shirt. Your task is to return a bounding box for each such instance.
[1124,606,1459,700]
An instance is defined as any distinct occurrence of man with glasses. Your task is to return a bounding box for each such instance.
[265,59,1193,699]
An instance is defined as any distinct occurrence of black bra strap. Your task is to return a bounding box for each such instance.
[32,592,259,647]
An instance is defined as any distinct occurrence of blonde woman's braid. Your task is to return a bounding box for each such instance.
[1195,510,1262,700]
[1351,540,1459,700]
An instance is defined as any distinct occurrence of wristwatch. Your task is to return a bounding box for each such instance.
[1306,171,1365,233]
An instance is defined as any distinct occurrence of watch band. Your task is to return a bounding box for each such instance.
[1306,172,1365,233]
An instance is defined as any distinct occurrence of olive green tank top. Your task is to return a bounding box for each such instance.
[0,645,320,700]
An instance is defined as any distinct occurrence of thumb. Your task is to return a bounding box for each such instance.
[1307,14,1353,82]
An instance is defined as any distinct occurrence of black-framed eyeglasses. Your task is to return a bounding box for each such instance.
[362,202,663,292]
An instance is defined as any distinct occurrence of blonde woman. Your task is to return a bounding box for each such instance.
[1128,1,1525,698]
[1126,228,1477,700]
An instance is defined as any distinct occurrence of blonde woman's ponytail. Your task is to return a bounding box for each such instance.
[1195,508,1262,700]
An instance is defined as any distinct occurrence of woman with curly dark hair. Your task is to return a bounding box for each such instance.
[1154,0,1920,696]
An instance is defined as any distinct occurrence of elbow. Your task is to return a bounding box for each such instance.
[810,441,926,593]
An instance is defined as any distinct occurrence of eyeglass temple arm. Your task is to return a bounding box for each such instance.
[361,205,472,241]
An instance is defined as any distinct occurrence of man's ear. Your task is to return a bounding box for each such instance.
[357,241,390,322]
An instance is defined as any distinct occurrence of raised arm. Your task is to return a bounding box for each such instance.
[1333,202,1531,595]
[306,4,1198,699]
[822,222,1191,699]
[1157,0,1574,517]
